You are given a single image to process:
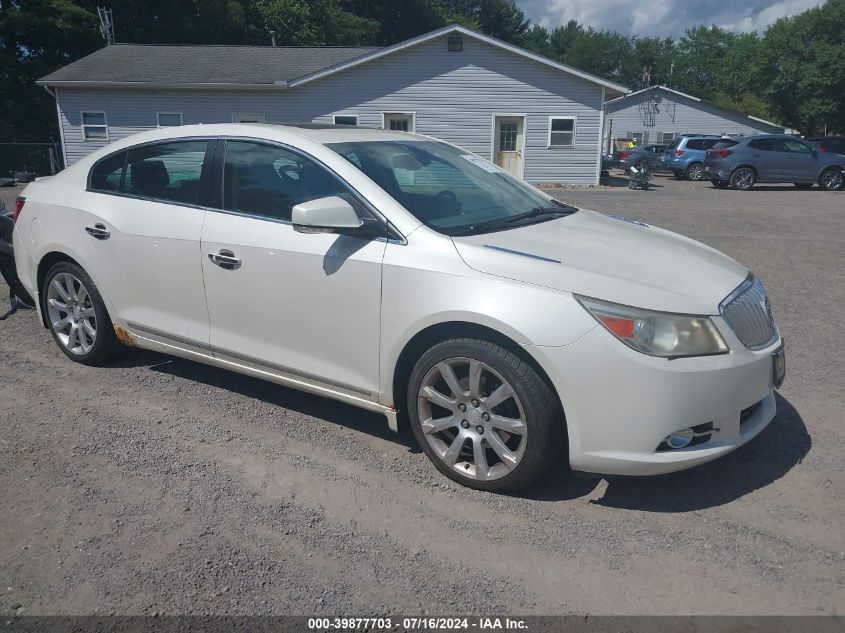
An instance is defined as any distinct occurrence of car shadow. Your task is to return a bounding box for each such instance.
[580,393,808,511]
[104,348,420,451]
[599,172,666,189]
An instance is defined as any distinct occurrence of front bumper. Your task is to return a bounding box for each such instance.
[530,321,780,476]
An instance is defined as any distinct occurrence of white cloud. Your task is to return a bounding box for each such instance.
[516,0,826,37]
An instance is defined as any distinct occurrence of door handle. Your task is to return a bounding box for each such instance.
[85,223,110,240]
[208,250,241,270]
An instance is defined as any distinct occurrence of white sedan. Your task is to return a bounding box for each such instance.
[11,124,785,491]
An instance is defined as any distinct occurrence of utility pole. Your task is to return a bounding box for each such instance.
[98,7,115,45]
[270,31,277,47]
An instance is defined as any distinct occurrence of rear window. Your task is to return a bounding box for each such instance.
[89,152,126,192]
[713,140,738,149]
[667,138,681,150]
[124,140,209,205]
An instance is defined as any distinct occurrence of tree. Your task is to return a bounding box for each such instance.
[760,0,845,134]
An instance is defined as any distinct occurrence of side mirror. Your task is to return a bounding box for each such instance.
[292,196,362,234]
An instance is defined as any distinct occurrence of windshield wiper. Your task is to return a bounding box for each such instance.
[504,205,575,224]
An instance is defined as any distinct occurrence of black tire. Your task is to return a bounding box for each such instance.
[41,261,123,365]
[730,167,756,191]
[712,179,729,189]
[819,167,844,191]
[685,162,704,181]
[407,338,564,492]
[793,183,813,189]
[673,170,684,179]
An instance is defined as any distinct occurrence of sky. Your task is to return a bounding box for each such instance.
[514,0,826,38]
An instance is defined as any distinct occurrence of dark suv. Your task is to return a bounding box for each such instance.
[703,135,845,191]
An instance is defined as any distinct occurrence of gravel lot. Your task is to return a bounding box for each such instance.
[1,174,844,617]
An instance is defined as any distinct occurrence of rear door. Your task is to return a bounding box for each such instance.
[747,138,780,181]
[200,139,387,396]
[77,139,214,346]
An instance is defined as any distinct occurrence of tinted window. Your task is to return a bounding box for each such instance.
[782,139,813,153]
[821,138,845,153]
[89,152,126,192]
[685,139,705,150]
[713,140,738,149]
[124,141,209,204]
[222,141,356,221]
[749,138,778,152]
[666,138,681,150]
[702,139,720,149]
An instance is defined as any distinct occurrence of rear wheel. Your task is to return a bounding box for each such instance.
[819,168,844,191]
[42,261,122,365]
[730,167,756,191]
[685,162,704,181]
[407,338,563,492]
[793,183,813,189]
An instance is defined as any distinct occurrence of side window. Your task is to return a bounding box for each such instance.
[82,112,108,141]
[124,140,209,205]
[549,118,576,147]
[782,139,812,154]
[222,141,356,222]
[89,152,126,192]
[685,139,704,150]
[750,139,777,152]
[702,139,720,149]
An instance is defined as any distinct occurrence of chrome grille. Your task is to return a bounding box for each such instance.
[720,275,778,350]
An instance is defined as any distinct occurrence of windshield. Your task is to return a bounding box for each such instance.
[327,140,575,236]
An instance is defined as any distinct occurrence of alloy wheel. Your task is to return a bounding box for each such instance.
[417,357,527,482]
[687,164,703,180]
[46,272,97,355]
[821,169,844,191]
[733,168,755,190]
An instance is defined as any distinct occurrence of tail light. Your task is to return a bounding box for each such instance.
[13,197,25,223]
[618,151,630,159]
[675,149,685,157]
[819,146,829,152]
[714,149,733,158]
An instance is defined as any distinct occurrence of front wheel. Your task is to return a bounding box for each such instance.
[42,261,122,365]
[730,167,756,191]
[819,168,844,191]
[407,338,564,491]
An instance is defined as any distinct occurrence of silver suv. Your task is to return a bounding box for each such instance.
[703,135,845,191]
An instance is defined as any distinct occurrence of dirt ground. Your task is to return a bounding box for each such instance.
[1,174,843,616]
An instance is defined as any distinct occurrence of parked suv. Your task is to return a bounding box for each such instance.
[664,135,722,180]
[703,135,845,191]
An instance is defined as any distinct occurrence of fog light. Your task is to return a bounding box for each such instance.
[664,429,695,449]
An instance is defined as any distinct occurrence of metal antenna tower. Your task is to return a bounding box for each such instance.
[98,7,115,45]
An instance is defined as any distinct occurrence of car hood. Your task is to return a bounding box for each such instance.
[451,209,748,315]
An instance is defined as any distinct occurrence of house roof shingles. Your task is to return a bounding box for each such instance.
[39,43,381,86]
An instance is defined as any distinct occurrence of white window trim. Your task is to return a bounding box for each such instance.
[81,111,108,142]
[548,116,576,148]
[232,112,265,123]
[381,111,416,132]
[157,112,183,127]
[333,114,359,126]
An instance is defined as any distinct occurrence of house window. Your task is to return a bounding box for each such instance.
[548,117,575,147]
[383,112,414,132]
[157,112,183,127]
[334,115,358,126]
[233,112,265,123]
[82,112,108,141]
[658,132,676,144]
[628,131,645,145]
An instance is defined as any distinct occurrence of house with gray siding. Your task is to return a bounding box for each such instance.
[38,25,628,185]
[604,85,785,149]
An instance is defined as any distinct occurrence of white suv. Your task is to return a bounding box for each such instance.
[12,124,785,490]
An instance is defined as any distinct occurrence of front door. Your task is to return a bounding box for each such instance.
[494,116,524,178]
[779,138,818,181]
[200,139,386,397]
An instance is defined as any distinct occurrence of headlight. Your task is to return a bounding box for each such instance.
[575,295,729,359]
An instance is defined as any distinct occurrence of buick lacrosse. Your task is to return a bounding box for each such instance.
[11,124,784,490]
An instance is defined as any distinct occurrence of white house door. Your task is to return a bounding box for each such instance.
[494,116,525,178]
[384,113,414,132]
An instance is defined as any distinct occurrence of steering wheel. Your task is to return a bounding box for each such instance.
[434,189,461,213]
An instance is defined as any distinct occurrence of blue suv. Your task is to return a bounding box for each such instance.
[664,135,722,180]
